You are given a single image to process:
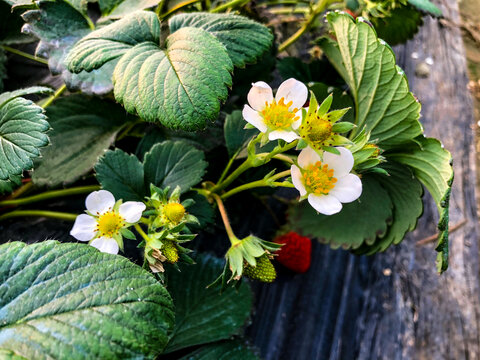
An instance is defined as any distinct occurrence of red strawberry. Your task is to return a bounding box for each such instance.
[274,232,312,273]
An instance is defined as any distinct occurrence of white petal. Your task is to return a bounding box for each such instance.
[291,165,306,196]
[70,214,97,241]
[298,146,321,168]
[247,81,273,111]
[90,237,119,254]
[119,201,146,223]
[308,194,342,215]
[242,105,267,133]
[275,78,308,110]
[268,130,299,143]
[86,190,115,215]
[323,147,354,178]
[329,174,362,203]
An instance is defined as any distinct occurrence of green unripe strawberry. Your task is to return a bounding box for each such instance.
[243,254,276,283]
[162,241,179,264]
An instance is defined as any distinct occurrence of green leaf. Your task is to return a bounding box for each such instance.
[113,27,233,130]
[97,0,159,17]
[319,13,422,149]
[22,1,114,95]
[0,241,174,359]
[143,140,207,195]
[407,0,442,16]
[0,95,49,181]
[354,162,424,255]
[0,349,28,360]
[0,86,52,107]
[185,191,215,229]
[388,137,453,272]
[287,175,393,249]
[66,11,161,73]
[95,149,146,201]
[179,340,260,360]
[0,174,21,195]
[32,95,132,187]
[224,110,257,157]
[168,12,273,68]
[370,6,423,46]
[135,126,166,161]
[164,254,253,353]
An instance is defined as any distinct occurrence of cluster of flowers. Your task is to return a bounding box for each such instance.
[243,78,363,215]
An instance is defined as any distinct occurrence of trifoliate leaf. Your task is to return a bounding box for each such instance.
[388,137,453,272]
[224,110,257,157]
[97,0,159,17]
[113,27,233,130]
[319,13,422,149]
[169,12,273,68]
[0,241,174,359]
[32,95,133,187]
[370,6,423,46]
[22,1,114,95]
[164,254,253,353]
[179,340,260,360]
[407,0,442,16]
[143,140,207,195]
[287,175,393,249]
[354,162,424,255]
[95,148,146,201]
[66,11,161,73]
[0,95,49,181]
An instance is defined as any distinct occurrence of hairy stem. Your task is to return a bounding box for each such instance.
[1,45,49,65]
[0,185,100,207]
[0,210,77,222]
[212,193,237,242]
[134,223,151,242]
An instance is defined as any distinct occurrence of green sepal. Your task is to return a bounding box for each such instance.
[326,108,350,123]
[317,93,333,117]
[331,121,355,133]
[296,138,308,150]
[120,228,137,240]
[323,146,341,155]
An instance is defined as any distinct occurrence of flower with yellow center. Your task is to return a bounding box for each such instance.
[242,78,308,142]
[70,190,146,254]
[291,147,362,215]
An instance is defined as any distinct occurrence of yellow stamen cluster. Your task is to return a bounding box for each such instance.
[302,161,337,195]
[96,211,125,237]
[300,113,333,149]
[260,97,299,130]
[163,203,186,225]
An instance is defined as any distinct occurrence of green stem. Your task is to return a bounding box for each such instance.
[0,210,77,222]
[272,153,294,164]
[116,120,142,141]
[277,0,330,52]
[211,158,252,193]
[0,185,100,207]
[6,181,34,200]
[217,152,239,184]
[212,193,237,243]
[134,223,151,242]
[1,45,49,65]
[40,84,67,109]
[210,0,249,12]
[221,169,292,199]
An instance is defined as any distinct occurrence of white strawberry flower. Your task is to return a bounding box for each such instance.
[70,190,146,254]
[242,78,308,142]
[291,147,362,215]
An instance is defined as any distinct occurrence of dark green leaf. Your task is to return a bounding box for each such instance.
[143,140,207,195]
[0,241,174,359]
[179,340,260,360]
[185,192,215,229]
[22,1,114,95]
[66,11,161,73]
[97,0,159,17]
[0,86,52,107]
[224,110,257,157]
[407,0,442,16]
[169,12,273,68]
[0,174,21,195]
[370,6,423,46]
[135,126,166,161]
[113,27,233,130]
[287,175,393,249]
[95,148,146,201]
[319,13,422,149]
[388,137,453,272]
[0,95,49,181]
[32,95,132,187]
[354,162,424,255]
[164,254,253,353]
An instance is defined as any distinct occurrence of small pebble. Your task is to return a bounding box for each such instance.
[415,62,430,78]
